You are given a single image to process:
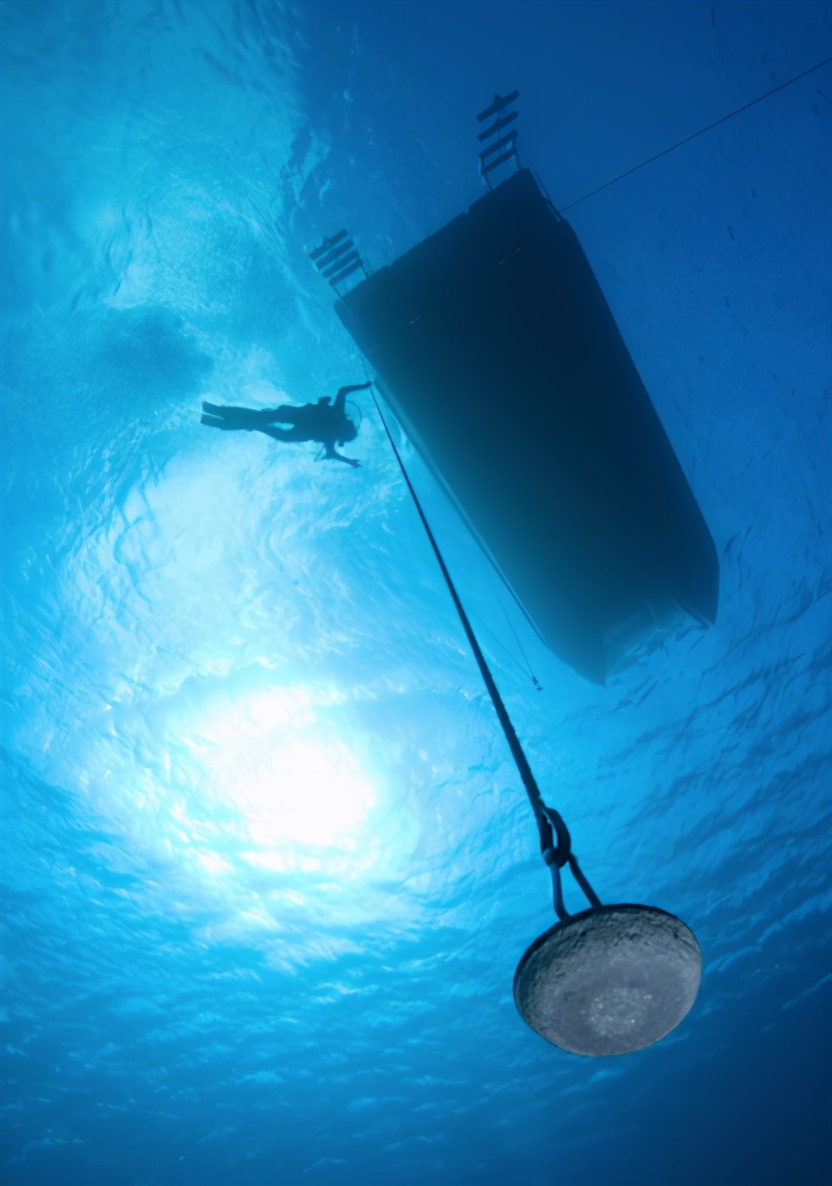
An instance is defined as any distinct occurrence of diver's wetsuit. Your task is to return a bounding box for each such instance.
[201,383,370,465]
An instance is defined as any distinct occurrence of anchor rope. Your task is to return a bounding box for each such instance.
[369,386,548,824]
[359,379,602,916]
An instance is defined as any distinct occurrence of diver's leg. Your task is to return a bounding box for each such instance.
[254,425,306,442]
[201,414,247,430]
[272,405,301,425]
[201,402,288,424]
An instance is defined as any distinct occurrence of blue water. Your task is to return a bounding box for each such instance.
[1,3,830,1184]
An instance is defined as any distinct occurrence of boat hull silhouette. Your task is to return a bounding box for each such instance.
[337,169,718,682]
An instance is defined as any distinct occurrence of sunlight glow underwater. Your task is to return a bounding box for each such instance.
[187,688,378,853]
[57,451,390,904]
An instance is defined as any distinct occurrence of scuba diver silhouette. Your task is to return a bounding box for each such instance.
[201,382,372,467]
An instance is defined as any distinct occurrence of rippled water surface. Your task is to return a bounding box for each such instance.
[1,3,830,1184]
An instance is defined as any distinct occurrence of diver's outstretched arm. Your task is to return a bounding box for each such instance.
[333,381,372,412]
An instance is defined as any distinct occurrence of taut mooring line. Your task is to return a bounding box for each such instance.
[371,387,547,824]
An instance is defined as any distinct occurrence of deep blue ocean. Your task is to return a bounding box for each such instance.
[1,3,830,1185]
